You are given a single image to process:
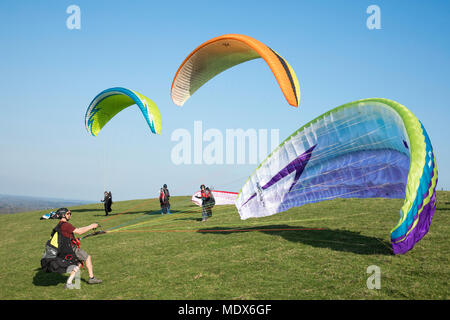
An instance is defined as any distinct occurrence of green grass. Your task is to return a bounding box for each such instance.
[0,192,449,299]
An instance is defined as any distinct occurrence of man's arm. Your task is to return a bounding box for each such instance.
[74,223,98,235]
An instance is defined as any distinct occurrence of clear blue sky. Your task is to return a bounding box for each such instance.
[0,0,449,201]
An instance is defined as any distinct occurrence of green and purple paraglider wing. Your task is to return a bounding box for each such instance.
[236,98,437,254]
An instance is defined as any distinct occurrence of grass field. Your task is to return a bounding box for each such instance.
[0,192,448,300]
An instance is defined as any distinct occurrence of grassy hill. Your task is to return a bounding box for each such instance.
[0,192,448,300]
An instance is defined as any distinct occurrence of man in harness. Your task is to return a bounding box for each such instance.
[159,184,171,214]
[194,185,215,222]
[42,208,103,289]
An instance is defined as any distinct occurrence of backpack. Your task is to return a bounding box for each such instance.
[160,188,170,205]
[40,222,80,274]
[163,188,170,201]
[206,189,215,207]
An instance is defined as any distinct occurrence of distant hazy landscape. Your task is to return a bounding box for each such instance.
[0,194,93,214]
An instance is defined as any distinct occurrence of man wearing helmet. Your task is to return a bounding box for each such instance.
[55,208,103,288]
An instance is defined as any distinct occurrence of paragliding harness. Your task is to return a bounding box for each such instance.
[40,222,81,274]
[205,189,215,208]
[160,188,170,204]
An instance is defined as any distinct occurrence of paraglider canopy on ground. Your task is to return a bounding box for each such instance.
[191,190,238,207]
[236,98,438,255]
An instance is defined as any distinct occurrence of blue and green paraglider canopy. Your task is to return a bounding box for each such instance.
[85,87,162,136]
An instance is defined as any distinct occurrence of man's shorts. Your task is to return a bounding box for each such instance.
[74,247,89,261]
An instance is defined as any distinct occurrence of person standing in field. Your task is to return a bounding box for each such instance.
[159,188,169,214]
[161,184,171,214]
[101,191,112,216]
[195,185,215,222]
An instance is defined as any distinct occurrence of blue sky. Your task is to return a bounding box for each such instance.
[0,0,449,201]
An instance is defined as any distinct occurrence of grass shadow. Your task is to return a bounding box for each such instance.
[32,268,67,287]
[174,217,204,222]
[146,210,187,215]
[32,268,92,287]
[72,208,105,213]
[197,225,392,255]
[93,210,146,217]
[94,209,189,217]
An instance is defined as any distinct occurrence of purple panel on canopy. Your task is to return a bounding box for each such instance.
[242,145,316,207]
[275,149,410,212]
[391,165,437,254]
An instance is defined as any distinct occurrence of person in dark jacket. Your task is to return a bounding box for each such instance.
[160,184,171,214]
[101,191,112,216]
[195,185,215,222]
[159,188,169,214]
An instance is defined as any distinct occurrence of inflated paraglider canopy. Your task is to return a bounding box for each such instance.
[85,87,162,136]
[171,34,301,107]
[235,98,437,255]
[191,190,238,207]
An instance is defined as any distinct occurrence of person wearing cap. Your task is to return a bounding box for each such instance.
[55,208,103,288]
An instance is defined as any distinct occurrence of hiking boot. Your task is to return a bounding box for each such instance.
[88,277,102,284]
